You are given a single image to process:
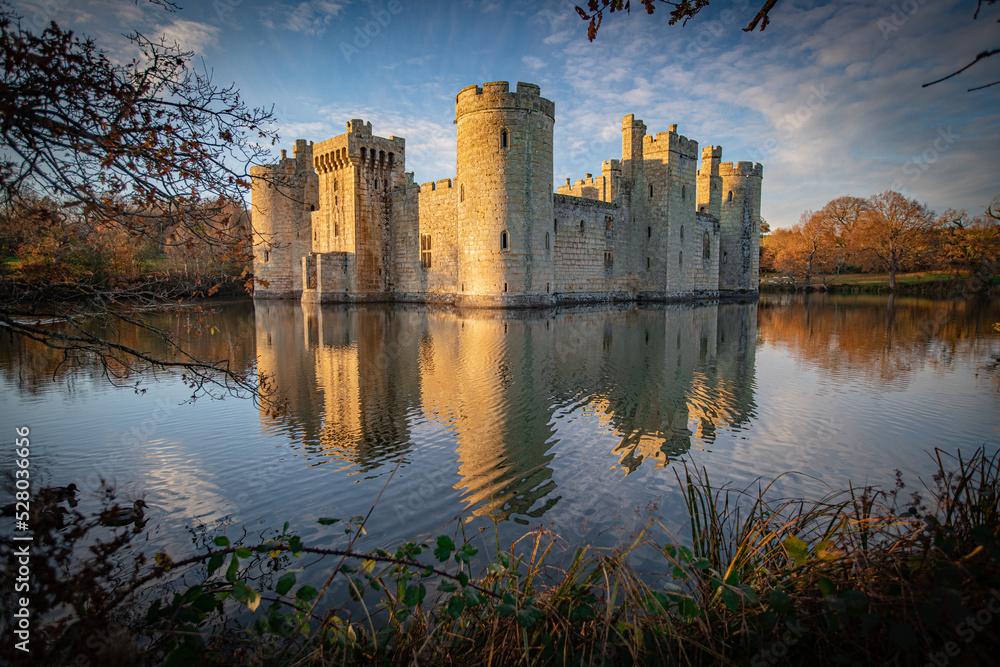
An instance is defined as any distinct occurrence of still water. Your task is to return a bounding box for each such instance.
[2,294,999,558]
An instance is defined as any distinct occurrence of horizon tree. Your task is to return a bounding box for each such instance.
[854,190,937,292]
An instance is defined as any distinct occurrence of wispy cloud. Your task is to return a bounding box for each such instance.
[261,0,346,36]
[159,19,221,54]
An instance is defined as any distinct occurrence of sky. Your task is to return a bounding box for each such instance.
[12,0,1000,228]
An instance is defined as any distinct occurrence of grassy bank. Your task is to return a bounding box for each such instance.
[3,448,999,666]
[760,271,1000,295]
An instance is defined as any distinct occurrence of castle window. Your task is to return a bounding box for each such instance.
[374,179,379,190]
[682,185,686,200]
[504,282,508,292]
[580,220,584,234]
[388,153,394,169]
[604,251,613,268]
[334,196,338,206]
[501,230,509,251]
[553,218,557,234]
[501,128,509,150]
[703,231,710,260]
[334,179,338,191]
[646,257,650,270]
[460,184,465,202]
[263,249,269,262]
[647,226,651,239]
[728,190,733,202]
[360,147,366,163]
[649,184,653,198]
[335,223,339,236]
[605,217,613,234]
[723,251,728,264]
[420,234,432,268]
[680,225,685,240]
[545,231,550,251]
[679,250,683,266]
[699,205,705,213]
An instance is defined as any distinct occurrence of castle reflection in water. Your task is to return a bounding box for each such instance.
[254,302,758,520]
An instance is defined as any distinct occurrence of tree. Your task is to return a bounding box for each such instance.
[808,195,868,274]
[767,213,837,290]
[854,191,937,291]
[939,197,1000,288]
[0,1,280,399]
[577,1,999,92]
[575,0,779,41]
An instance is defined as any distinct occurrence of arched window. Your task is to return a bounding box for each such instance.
[679,250,683,266]
[580,219,585,234]
[703,231,710,259]
[501,128,509,150]
[647,226,651,239]
[723,251,728,264]
[263,249,269,262]
[682,184,686,200]
[334,196,337,206]
[553,218,558,234]
[545,231,550,251]
[680,225,685,240]
[649,184,653,198]
[334,179,338,191]
[374,178,379,189]
[501,230,509,250]
[728,190,734,202]
[460,184,465,202]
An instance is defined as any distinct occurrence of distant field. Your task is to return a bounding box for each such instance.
[760,271,999,291]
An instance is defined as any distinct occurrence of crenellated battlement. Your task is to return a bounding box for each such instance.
[643,124,698,159]
[455,81,554,120]
[312,122,405,175]
[719,161,764,178]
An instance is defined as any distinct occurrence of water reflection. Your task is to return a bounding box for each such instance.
[255,301,759,520]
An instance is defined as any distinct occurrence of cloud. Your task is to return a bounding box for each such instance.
[261,0,346,36]
[522,55,546,71]
[159,19,221,54]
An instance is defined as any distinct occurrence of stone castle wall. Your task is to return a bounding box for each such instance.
[251,81,762,308]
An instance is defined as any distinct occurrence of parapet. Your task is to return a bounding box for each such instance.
[601,159,621,172]
[348,119,372,136]
[720,161,764,178]
[643,125,698,159]
[455,81,555,120]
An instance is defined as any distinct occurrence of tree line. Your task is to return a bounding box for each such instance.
[761,190,1000,291]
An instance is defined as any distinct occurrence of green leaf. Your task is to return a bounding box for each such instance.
[213,536,231,547]
[192,594,218,613]
[692,558,711,569]
[225,555,239,583]
[464,587,483,607]
[235,547,251,559]
[455,544,478,564]
[296,585,318,601]
[269,611,296,638]
[817,576,835,597]
[720,587,741,611]
[447,594,466,619]
[439,580,458,593]
[341,564,358,574]
[183,585,204,602]
[287,536,304,554]
[516,606,544,628]
[769,590,793,614]
[276,572,296,596]
[434,536,456,562]
[317,517,340,525]
[457,572,469,587]
[402,583,426,607]
[783,535,809,565]
[207,553,224,575]
[497,602,517,617]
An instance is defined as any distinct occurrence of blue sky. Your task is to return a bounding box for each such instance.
[14,0,1000,228]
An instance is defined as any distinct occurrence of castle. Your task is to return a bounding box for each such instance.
[251,81,762,307]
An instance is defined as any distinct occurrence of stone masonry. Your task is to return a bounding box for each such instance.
[251,81,763,307]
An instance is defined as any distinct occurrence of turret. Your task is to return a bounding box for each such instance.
[718,161,763,294]
[251,143,318,299]
[455,81,555,306]
[621,114,646,196]
[697,145,723,220]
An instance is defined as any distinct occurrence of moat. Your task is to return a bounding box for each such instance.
[2,294,998,560]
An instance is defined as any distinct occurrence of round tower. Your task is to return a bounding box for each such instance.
[718,161,763,295]
[455,81,555,307]
[251,141,317,299]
